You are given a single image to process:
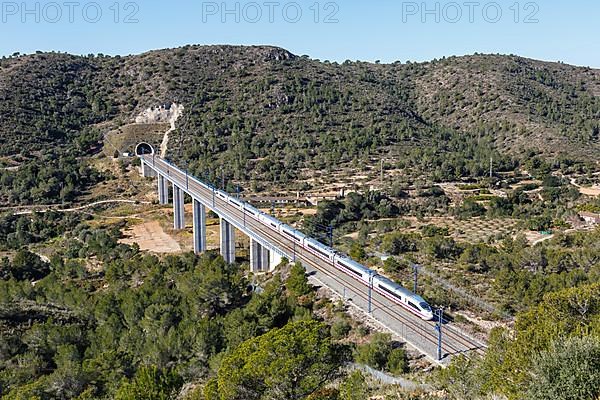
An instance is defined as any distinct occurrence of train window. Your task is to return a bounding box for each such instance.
[348,268,362,277]
[378,284,402,301]
[283,230,296,239]
[419,302,431,311]
[339,262,362,278]
[408,301,420,311]
[308,243,328,258]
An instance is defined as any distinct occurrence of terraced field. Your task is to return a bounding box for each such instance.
[397,217,521,243]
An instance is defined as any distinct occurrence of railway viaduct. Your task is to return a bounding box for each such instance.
[137,142,284,272]
[136,143,487,363]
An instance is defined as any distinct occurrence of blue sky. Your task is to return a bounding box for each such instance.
[1,0,599,67]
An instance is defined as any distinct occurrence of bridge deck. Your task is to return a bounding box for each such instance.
[141,155,487,363]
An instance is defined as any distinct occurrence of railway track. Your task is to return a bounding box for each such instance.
[147,156,488,362]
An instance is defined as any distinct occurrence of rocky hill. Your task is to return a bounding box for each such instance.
[1,45,599,183]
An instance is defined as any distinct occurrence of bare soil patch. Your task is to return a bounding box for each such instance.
[580,186,600,197]
[120,220,181,253]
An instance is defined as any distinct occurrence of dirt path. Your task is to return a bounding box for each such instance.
[119,220,181,253]
[160,104,184,157]
[569,177,600,197]
[9,200,151,216]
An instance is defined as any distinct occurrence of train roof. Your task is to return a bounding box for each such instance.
[305,237,335,251]
[411,293,429,304]
[262,214,281,223]
[244,203,261,212]
[337,255,372,274]
[282,224,307,237]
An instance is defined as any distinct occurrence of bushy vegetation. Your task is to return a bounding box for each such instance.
[0,249,50,281]
[303,192,401,238]
[0,209,329,399]
[376,226,600,314]
[0,155,104,205]
[207,320,349,399]
[0,211,83,250]
[354,333,409,375]
[2,47,599,207]
[436,283,600,400]
[0,211,418,399]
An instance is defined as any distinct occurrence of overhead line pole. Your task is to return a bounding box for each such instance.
[381,158,384,187]
[435,308,444,361]
[185,166,189,190]
[413,264,419,294]
[368,271,374,314]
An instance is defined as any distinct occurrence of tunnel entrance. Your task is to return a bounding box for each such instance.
[135,142,155,156]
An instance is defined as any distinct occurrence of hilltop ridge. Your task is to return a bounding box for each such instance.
[0,45,598,182]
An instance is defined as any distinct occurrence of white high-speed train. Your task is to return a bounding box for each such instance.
[222,192,434,321]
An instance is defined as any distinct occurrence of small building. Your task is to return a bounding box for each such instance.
[305,195,339,206]
[580,211,600,225]
[244,196,311,207]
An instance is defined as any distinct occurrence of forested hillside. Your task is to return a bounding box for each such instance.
[1,45,599,197]
[0,212,413,399]
[1,204,599,399]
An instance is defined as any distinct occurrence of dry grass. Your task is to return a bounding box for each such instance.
[103,123,169,157]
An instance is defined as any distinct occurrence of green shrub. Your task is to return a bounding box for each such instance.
[386,348,409,375]
[355,333,392,370]
[330,318,352,339]
[339,371,368,400]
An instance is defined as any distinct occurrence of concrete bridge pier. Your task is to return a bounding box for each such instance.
[220,218,236,263]
[173,185,185,230]
[141,160,157,178]
[158,175,169,205]
[261,246,270,271]
[250,239,270,272]
[193,199,207,254]
[250,240,284,272]
[250,239,260,272]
